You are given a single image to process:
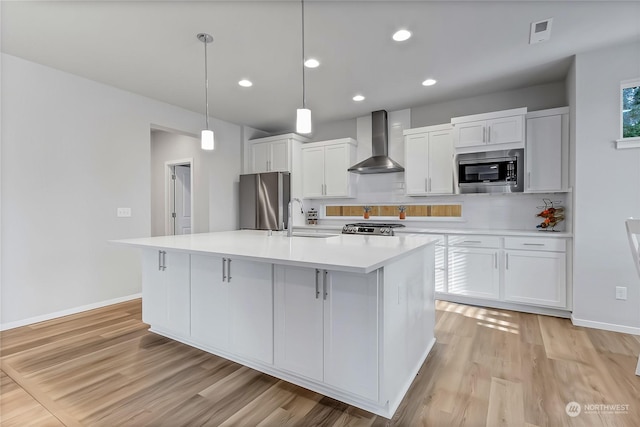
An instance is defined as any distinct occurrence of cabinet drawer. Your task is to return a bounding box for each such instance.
[448,235,500,248]
[504,236,566,252]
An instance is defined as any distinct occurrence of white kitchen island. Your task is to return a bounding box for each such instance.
[112,230,438,418]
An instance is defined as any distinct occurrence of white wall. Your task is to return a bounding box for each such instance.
[411,81,567,127]
[572,40,640,333]
[1,54,242,328]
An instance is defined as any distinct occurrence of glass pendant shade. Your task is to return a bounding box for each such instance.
[296,108,312,134]
[201,129,214,150]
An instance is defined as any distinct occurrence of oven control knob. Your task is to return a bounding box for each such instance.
[381,228,389,234]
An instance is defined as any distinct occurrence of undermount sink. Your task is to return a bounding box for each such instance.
[291,232,338,238]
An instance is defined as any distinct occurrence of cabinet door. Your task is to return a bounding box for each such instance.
[324,270,379,401]
[323,144,350,197]
[269,139,290,172]
[448,247,499,299]
[302,146,325,198]
[228,259,274,364]
[404,133,429,195]
[142,249,190,336]
[250,141,270,173]
[191,254,229,350]
[526,115,563,192]
[504,251,566,308]
[274,266,323,381]
[454,120,485,148]
[428,129,454,194]
[486,115,523,145]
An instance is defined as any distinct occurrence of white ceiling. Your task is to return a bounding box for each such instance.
[3,1,640,134]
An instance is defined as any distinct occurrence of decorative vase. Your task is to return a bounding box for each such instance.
[364,211,370,219]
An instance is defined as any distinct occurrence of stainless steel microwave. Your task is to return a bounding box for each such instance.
[454,149,524,194]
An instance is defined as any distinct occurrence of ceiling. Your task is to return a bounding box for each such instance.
[3,1,640,134]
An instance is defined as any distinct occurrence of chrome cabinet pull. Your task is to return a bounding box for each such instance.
[162,251,167,271]
[483,127,486,143]
[428,177,432,192]
[462,240,482,244]
[425,178,428,192]
[523,243,545,246]
[315,269,320,299]
[505,253,509,270]
[222,258,227,282]
[227,258,232,283]
[323,271,328,300]
[527,172,531,189]
[494,252,498,269]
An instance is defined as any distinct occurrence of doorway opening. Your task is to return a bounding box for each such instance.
[165,159,193,235]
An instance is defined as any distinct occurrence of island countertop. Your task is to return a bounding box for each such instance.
[112,230,438,274]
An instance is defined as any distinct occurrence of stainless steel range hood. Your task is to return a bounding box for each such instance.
[348,110,405,174]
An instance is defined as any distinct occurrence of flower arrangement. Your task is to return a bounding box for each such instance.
[536,199,565,231]
[398,205,406,220]
[363,206,372,219]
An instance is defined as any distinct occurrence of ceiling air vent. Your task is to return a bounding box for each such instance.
[529,18,553,44]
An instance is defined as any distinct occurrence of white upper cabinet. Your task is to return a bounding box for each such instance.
[248,133,309,173]
[404,124,454,196]
[301,138,357,198]
[525,107,570,193]
[451,107,527,152]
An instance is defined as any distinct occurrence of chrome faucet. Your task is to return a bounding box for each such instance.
[287,198,304,237]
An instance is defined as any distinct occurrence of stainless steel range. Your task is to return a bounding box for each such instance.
[341,222,406,236]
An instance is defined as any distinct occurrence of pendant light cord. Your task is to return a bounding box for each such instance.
[301,0,306,109]
[204,36,210,130]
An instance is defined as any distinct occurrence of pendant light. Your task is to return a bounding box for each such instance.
[197,33,214,150]
[296,0,312,134]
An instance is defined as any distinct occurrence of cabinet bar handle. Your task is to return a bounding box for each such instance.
[527,172,531,189]
[523,243,545,246]
[428,177,432,192]
[483,127,486,143]
[462,240,482,244]
[425,178,428,192]
[222,258,227,282]
[315,269,320,299]
[158,250,163,271]
[505,253,509,270]
[323,270,328,300]
[227,258,232,283]
[494,252,498,269]
[162,251,167,271]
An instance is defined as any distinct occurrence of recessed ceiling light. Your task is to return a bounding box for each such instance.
[422,78,437,86]
[353,95,365,102]
[304,58,320,68]
[238,79,253,87]
[392,29,412,42]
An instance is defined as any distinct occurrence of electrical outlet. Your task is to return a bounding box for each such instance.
[615,286,627,300]
[117,207,132,218]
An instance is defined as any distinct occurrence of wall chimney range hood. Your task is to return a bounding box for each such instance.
[348,110,405,174]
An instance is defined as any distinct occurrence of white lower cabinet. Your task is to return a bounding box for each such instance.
[504,237,567,308]
[190,254,229,350]
[142,249,191,337]
[189,254,273,364]
[274,265,379,401]
[439,234,570,313]
[448,246,500,299]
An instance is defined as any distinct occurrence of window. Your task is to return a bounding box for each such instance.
[621,78,640,139]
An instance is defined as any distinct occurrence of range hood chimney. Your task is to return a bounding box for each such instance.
[348,110,405,174]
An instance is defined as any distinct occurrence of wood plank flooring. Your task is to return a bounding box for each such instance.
[1,299,639,426]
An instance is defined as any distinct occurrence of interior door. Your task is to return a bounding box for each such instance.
[174,165,191,234]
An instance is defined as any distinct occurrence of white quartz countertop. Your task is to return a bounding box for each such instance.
[294,225,572,238]
[111,230,438,274]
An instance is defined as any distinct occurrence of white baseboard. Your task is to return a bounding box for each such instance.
[0,293,142,331]
[571,315,640,336]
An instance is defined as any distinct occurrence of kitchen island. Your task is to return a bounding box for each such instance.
[112,230,438,418]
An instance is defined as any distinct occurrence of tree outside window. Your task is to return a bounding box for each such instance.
[622,80,640,138]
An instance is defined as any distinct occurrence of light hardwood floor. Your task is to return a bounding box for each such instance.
[1,299,639,426]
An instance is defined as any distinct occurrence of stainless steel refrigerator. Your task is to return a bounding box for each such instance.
[239,172,290,230]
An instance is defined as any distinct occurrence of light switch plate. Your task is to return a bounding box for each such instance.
[117,207,132,217]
